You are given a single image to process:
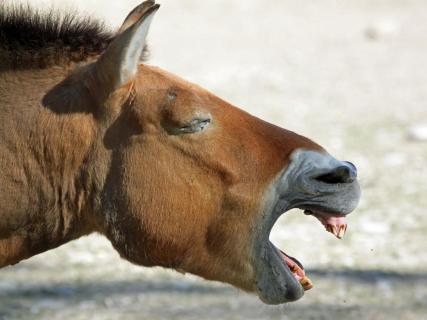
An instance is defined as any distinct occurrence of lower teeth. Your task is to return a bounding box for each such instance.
[299,276,313,290]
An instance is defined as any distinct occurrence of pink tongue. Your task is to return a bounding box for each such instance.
[282,254,305,279]
[305,210,348,239]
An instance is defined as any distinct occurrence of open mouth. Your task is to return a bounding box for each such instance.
[253,149,361,304]
[271,208,348,291]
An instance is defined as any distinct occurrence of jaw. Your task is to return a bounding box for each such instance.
[252,197,306,304]
[252,210,305,304]
[256,245,305,303]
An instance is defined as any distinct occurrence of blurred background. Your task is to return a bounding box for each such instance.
[1,0,427,319]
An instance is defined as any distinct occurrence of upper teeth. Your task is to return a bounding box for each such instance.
[326,224,347,239]
[305,210,348,239]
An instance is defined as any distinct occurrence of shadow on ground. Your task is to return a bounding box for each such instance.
[2,268,426,297]
[1,269,426,320]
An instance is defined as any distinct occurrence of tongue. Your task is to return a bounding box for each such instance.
[305,210,348,239]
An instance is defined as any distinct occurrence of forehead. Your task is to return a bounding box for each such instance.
[135,64,203,93]
[133,64,223,116]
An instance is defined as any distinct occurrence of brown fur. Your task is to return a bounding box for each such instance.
[0,4,323,292]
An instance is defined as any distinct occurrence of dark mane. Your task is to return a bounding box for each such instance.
[0,5,119,70]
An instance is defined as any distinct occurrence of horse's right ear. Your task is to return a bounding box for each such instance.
[92,1,159,101]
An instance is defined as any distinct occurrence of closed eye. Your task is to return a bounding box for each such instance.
[178,118,211,134]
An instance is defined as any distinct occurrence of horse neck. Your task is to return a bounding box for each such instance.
[0,67,103,266]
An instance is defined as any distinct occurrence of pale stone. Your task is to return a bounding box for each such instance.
[408,125,427,141]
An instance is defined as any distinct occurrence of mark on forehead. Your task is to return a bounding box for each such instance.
[167,90,177,101]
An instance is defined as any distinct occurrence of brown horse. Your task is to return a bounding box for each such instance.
[0,1,360,304]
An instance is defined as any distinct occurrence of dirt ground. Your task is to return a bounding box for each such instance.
[1,0,427,319]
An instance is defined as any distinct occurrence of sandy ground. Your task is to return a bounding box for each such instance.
[1,0,427,319]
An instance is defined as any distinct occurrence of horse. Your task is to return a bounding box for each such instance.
[0,1,360,304]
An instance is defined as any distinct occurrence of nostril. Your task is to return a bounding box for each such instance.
[315,164,357,184]
[344,161,357,172]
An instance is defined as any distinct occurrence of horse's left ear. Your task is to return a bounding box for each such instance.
[93,2,159,95]
[117,0,158,35]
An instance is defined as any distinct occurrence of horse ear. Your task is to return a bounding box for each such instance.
[117,0,157,34]
[93,2,159,95]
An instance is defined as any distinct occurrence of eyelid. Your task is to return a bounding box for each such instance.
[179,118,211,133]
